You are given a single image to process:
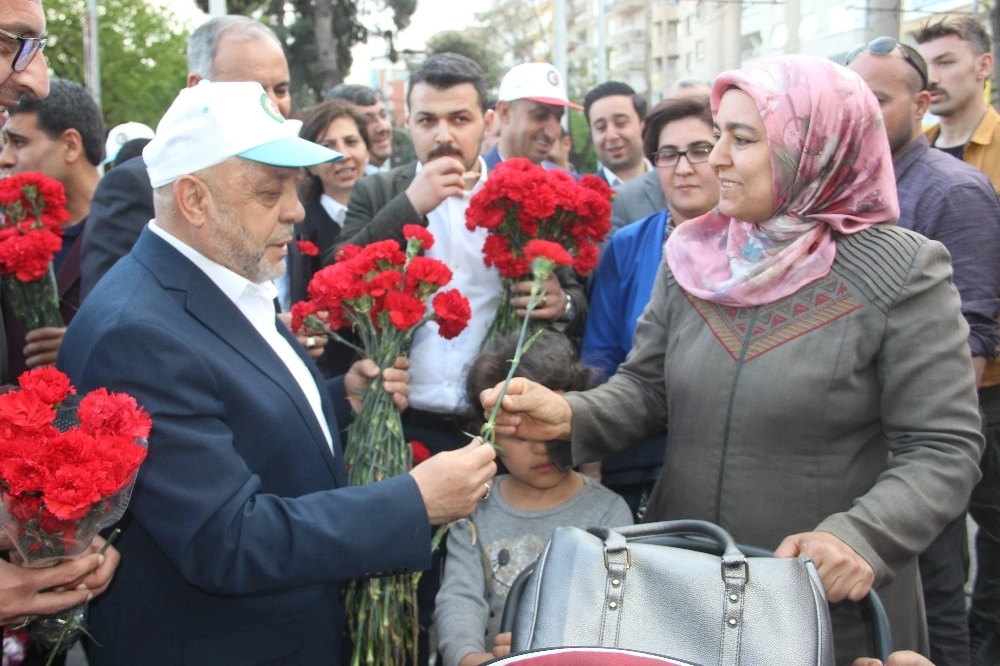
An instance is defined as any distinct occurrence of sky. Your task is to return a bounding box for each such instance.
[173,0,491,84]
[346,0,490,83]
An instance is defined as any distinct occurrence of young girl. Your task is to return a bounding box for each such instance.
[434,331,633,666]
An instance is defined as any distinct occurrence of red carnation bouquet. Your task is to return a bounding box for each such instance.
[0,173,71,334]
[290,225,470,666]
[0,367,150,664]
[465,158,613,344]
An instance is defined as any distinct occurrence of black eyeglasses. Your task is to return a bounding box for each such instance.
[845,36,929,91]
[653,142,714,169]
[0,27,46,73]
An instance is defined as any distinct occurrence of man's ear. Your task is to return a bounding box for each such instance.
[977,52,994,82]
[496,101,512,124]
[173,175,213,229]
[914,90,932,122]
[59,128,84,164]
[186,73,203,89]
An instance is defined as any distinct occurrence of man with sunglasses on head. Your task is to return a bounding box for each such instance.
[848,38,1000,666]
[914,17,1000,666]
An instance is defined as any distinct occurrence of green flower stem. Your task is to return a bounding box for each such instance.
[4,265,62,332]
[480,259,553,447]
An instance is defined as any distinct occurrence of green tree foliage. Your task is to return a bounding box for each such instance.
[44,0,189,129]
[196,0,417,108]
[424,30,502,91]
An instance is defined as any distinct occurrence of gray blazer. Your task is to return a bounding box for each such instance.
[609,170,667,237]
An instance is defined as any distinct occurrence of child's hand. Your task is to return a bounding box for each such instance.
[492,632,512,658]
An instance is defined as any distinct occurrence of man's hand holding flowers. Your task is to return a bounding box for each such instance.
[345,357,410,413]
[509,273,568,320]
[0,533,120,627]
[22,326,66,369]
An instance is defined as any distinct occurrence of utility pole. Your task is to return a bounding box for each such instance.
[84,0,100,108]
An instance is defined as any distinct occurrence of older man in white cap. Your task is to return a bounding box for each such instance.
[484,62,582,171]
[57,80,496,666]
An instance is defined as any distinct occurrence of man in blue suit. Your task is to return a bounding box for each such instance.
[57,80,497,666]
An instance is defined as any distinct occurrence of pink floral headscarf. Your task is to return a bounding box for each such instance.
[665,55,899,307]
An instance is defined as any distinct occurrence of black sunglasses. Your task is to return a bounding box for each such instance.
[845,36,929,91]
[0,27,46,73]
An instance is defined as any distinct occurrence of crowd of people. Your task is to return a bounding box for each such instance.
[0,1,997,665]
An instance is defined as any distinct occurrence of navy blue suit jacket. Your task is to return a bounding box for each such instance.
[58,228,432,665]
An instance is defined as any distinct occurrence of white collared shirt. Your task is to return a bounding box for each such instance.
[408,156,502,413]
[319,194,348,227]
[148,221,334,450]
[600,158,653,189]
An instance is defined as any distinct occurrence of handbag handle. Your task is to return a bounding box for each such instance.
[590,520,746,564]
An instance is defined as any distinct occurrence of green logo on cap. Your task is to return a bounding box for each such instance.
[260,93,284,122]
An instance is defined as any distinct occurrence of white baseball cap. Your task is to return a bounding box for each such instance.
[497,63,583,110]
[104,121,155,166]
[143,80,342,188]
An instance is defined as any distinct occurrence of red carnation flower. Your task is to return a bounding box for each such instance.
[289,300,319,333]
[0,456,52,496]
[405,256,453,292]
[524,239,573,267]
[432,290,471,339]
[17,367,75,406]
[384,291,426,331]
[403,224,434,250]
[297,240,319,256]
[368,270,404,299]
[4,492,42,522]
[361,239,406,270]
[41,465,102,520]
[0,228,64,281]
[409,440,431,465]
[0,390,54,433]
[77,389,153,440]
[572,242,600,276]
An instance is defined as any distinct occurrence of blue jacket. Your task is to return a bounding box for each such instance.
[581,210,670,487]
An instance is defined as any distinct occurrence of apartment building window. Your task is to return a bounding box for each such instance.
[667,55,679,75]
[667,19,679,41]
[685,52,692,71]
[695,0,704,18]
[686,15,694,35]
[696,39,705,61]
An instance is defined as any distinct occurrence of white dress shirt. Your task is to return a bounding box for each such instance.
[319,194,348,226]
[148,221,334,450]
[600,159,653,189]
[408,156,502,413]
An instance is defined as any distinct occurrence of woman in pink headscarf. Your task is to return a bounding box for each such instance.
[482,55,983,661]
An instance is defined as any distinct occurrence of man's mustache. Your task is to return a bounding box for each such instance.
[428,145,463,160]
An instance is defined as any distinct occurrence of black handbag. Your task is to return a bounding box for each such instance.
[501,520,893,666]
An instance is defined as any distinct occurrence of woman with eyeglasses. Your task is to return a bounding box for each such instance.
[580,96,719,518]
[483,55,983,663]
